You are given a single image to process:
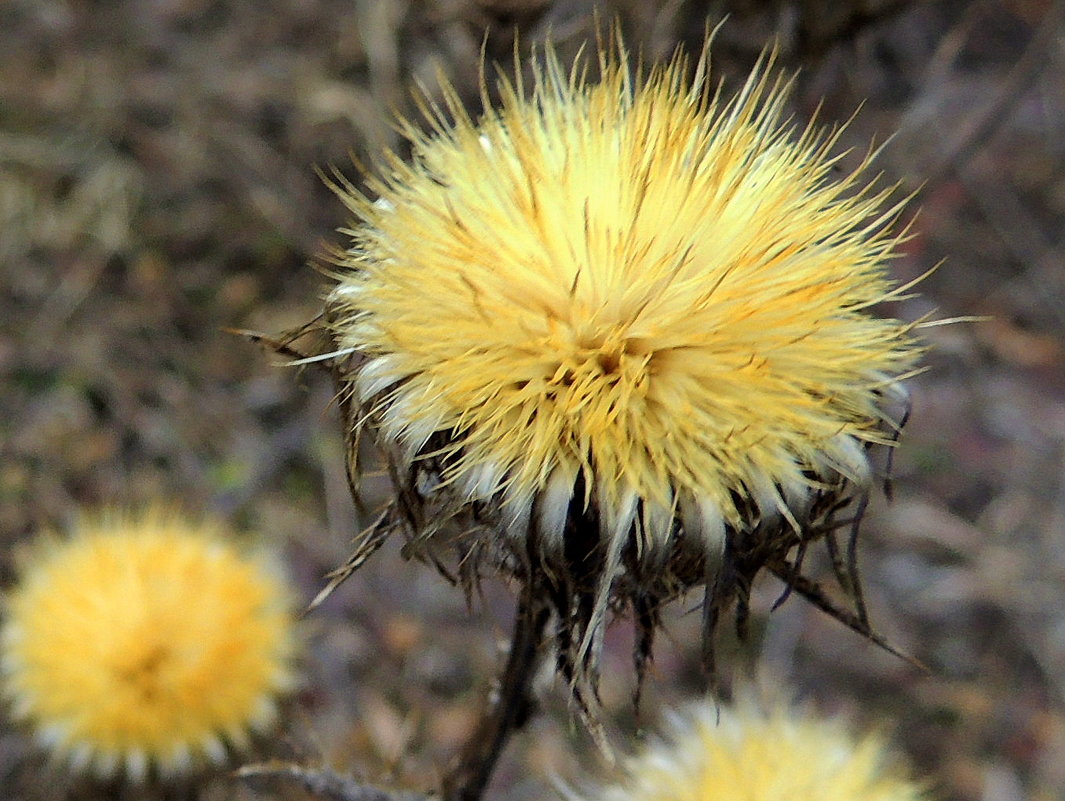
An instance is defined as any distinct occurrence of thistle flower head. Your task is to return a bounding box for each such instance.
[585,698,927,801]
[0,508,298,780]
[324,36,921,706]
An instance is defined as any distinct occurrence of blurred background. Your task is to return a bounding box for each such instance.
[2,1,1064,799]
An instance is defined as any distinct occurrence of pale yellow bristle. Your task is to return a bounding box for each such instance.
[587,698,927,801]
[0,508,298,780]
[329,44,920,536]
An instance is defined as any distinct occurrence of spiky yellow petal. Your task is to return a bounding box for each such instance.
[0,508,297,780]
[331,45,917,538]
[324,37,923,703]
[589,699,927,801]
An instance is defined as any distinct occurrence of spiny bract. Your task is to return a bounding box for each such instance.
[586,698,927,801]
[325,37,921,703]
[0,508,297,780]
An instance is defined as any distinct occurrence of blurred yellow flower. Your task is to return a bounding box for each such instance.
[588,698,927,801]
[324,37,921,704]
[0,508,297,780]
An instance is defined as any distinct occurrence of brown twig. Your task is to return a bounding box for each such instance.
[235,761,429,801]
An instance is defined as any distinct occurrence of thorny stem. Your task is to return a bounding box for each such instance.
[442,583,548,801]
[236,762,427,801]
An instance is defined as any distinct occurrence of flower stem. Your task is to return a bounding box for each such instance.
[442,584,548,801]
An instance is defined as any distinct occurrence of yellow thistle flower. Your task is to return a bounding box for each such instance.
[0,508,297,780]
[585,698,927,801]
[323,37,921,705]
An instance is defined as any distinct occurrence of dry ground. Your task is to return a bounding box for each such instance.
[3,1,1065,800]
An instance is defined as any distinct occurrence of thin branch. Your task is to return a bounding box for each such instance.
[235,761,428,801]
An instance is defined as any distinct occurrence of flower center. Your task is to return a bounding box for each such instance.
[114,638,174,703]
[533,322,655,420]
